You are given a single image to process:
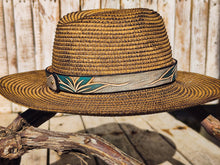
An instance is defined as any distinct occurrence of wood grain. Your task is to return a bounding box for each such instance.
[115,115,191,165]
[206,0,220,78]
[13,0,35,72]
[142,112,220,165]
[190,0,209,74]
[140,0,158,11]
[157,0,175,50]
[81,0,100,10]
[60,0,80,17]
[0,0,11,113]
[174,0,191,72]
[101,0,120,9]
[2,0,17,74]
[121,0,139,9]
[35,0,59,69]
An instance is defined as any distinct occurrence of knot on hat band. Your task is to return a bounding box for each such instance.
[45,59,177,94]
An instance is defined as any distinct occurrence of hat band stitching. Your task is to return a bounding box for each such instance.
[45,60,177,94]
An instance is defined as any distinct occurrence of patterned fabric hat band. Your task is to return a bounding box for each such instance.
[46,59,177,94]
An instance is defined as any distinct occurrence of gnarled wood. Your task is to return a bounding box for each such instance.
[0,125,143,165]
[0,109,143,165]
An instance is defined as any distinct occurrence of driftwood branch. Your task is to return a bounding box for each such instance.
[1,109,56,165]
[0,125,143,165]
[0,109,144,165]
[201,115,220,141]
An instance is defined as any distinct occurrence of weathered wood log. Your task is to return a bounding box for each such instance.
[0,125,144,165]
[0,109,56,165]
[0,108,144,164]
[201,115,220,141]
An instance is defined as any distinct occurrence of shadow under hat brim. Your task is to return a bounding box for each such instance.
[0,70,220,116]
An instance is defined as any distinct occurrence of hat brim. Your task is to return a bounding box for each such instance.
[0,70,219,116]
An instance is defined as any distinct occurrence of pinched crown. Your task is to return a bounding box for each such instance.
[52,8,173,76]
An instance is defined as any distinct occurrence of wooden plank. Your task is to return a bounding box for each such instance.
[3,0,25,113]
[0,113,18,126]
[101,0,120,9]
[34,0,59,69]
[60,0,80,17]
[0,0,8,78]
[141,112,220,165]
[3,0,17,74]
[32,0,41,71]
[82,116,144,164]
[49,115,97,165]
[157,0,175,51]
[115,116,191,165]
[174,0,191,72]
[206,0,220,78]
[0,0,11,113]
[140,0,158,11]
[0,95,11,113]
[20,121,48,165]
[121,0,139,9]
[190,0,209,74]
[13,0,35,72]
[81,0,100,10]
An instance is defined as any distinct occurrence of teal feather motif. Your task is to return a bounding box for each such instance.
[57,75,108,93]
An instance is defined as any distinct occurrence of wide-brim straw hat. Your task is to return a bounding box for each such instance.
[0,8,220,116]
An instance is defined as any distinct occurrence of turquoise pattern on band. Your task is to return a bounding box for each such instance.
[46,60,177,94]
[57,75,110,93]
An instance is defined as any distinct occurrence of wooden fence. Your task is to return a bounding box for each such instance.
[0,0,219,113]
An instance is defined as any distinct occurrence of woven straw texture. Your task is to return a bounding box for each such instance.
[52,8,173,76]
[0,8,220,116]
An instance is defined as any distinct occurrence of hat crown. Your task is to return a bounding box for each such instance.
[52,8,173,76]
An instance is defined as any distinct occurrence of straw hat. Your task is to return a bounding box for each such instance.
[0,8,220,116]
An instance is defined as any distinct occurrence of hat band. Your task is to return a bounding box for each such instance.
[46,60,177,94]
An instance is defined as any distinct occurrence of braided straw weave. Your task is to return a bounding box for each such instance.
[0,8,220,116]
[52,8,173,76]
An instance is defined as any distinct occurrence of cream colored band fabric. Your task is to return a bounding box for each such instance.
[46,60,177,94]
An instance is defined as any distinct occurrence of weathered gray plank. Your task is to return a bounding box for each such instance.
[32,0,41,71]
[60,0,80,17]
[157,0,175,50]
[0,0,8,78]
[140,0,158,11]
[174,0,191,72]
[190,0,209,74]
[0,113,18,126]
[81,0,100,10]
[0,0,11,113]
[3,0,17,74]
[206,0,220,78]
[101,0,120,9]
[115,116,191,165]
[121,0,139,9]
[141,112,220,165]
[13,0,35,72]
[34,0,59,69]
